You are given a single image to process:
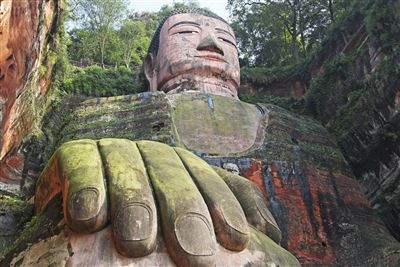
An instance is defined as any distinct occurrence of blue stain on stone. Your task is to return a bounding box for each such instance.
[123,95,132,102]
[138,91,152,99]
[237,158,252,170]
[262,160,288,246]
[203,157,222,167]
[194,151,206,158]
[207,95,214,109]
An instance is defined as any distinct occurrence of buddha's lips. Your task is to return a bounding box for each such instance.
[194,54,226,63]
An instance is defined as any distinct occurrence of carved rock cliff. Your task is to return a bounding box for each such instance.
[0,0,62,255]
[0,0,62,192]
[2,93,399,266]
[240,0,400,241]
[0,0,399,265]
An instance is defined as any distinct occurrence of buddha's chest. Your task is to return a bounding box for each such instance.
[63,92,266,159]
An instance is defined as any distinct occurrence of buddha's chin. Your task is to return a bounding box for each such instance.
[159,75,239,99]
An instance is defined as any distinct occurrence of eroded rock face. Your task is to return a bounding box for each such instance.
[0,0,61,189]
[0,0,62,258]
[237,2,400,243]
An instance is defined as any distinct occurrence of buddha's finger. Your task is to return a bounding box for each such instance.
[35,153,63,215]
[212,166,282,244]
[137,140,216,267]
[58,140,108,233]
[98,139,157,258]
[174,147,250,251]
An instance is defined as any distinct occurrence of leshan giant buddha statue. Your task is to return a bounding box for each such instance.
[30,8,300,267]
[6,7,400,267]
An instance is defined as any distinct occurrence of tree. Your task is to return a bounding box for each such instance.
[228,0,349,67]
[68,28,98,63]
[66,0,205,68]
[117,11,162,68]
[70,0,127,67]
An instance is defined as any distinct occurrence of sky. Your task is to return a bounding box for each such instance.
[127,0,230,21]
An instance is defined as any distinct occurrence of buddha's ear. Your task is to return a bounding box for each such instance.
[144,53,157,91]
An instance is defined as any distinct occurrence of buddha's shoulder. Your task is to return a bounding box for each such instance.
[59,91,345,171]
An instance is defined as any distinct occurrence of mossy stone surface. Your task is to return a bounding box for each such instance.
[170,93,264,155]
[0,196,33,258]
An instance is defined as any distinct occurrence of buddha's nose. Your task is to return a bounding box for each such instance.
[197,33,224,56]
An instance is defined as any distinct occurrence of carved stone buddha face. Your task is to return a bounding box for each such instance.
[145,13,240,99]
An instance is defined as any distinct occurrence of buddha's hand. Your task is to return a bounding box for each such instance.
[35,139,282,266]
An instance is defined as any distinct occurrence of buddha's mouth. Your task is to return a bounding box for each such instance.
[194,53,226,63]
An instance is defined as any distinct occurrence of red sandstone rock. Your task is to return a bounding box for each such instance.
[0,0,61,189]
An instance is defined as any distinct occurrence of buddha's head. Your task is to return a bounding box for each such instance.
[144,8,240,99]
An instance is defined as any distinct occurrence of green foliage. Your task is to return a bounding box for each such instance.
[118,18,154,67]
[305,53,359,123]
[68,0,128,66]
[62,65,145,97]
[228,0,349,67]
[241,94,307,114]
[66,0,202,68]
[339,50,400,176]
[67,28,97,62]
[241,64,307,85]
[304,29,400,179]
[365,0,400,52]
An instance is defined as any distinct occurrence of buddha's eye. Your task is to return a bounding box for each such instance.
[218,37,236,48]
[171,26,199,35]
[177,30,198,34]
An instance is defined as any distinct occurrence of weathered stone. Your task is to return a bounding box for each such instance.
[175,147,249,251]
[28,92,400,266]
[2,4,399,267]
[170,93,264,155]
[0,195,33,256]
[98,139,157,258]
[136,140,216,267]
[146,13,240,99]
[0,0,62,168]
[8,221,299,267]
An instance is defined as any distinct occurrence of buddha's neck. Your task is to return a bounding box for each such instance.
[159,76,239,99]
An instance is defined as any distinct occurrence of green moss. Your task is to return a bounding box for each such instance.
[170,93,261,155]
[66,110,164,133]
[0,191,63,264]
[137,141,204,214]
[0,196,34,257]
[57,140,105,195]
[0,196,28,211]
[241,94,308,114]
[240,64,307,86]
[101,140,144,190]
[0,214,43,261]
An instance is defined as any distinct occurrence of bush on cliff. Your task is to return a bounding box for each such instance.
[61,65,146,97]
